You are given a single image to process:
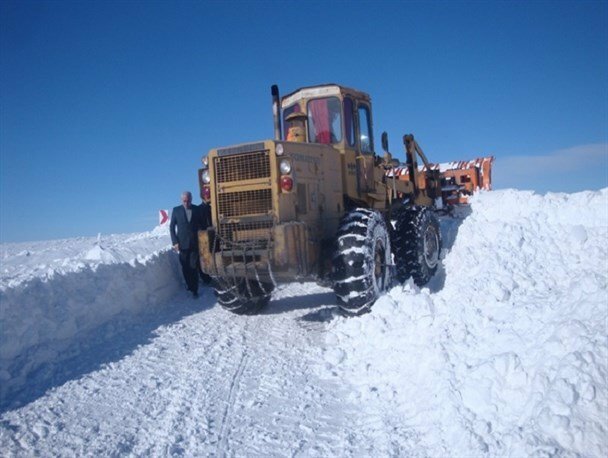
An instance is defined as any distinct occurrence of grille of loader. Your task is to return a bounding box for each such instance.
[213,150,273,252]
[217,189,272,218]
[214,150,270,183]
[217,220,273,251]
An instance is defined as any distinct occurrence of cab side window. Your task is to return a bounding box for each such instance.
[358,105,373,153]
[344,97,355,147]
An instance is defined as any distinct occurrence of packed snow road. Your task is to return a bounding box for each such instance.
[1,188,607,457]
[0,284,397,456]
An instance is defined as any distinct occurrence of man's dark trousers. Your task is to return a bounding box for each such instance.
[170,204,206,295]
[179,249,199,293]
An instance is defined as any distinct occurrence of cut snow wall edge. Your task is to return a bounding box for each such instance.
[0,250,183,406]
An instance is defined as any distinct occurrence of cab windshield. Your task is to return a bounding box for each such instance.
[307,97,342,144]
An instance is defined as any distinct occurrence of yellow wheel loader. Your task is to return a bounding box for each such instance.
[197,84,491,314]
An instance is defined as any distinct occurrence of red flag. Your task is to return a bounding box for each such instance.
[159,210,169,226]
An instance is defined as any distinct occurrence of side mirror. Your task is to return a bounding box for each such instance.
[381,131,389,153]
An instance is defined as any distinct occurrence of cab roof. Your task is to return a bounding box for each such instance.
[281,84,371,108]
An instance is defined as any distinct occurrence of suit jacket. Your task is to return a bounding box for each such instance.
[170,204,208,250]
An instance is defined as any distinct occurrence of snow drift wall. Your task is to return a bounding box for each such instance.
[324,189,608,457]
[0,231,182,409]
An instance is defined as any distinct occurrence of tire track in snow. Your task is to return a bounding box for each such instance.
[150,296,251,455]
[209,284,374,457]
[215,316,255,457]
[0,283,382,456]
[153,315,222,455]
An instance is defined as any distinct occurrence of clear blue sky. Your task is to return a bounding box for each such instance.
[1,0,607,243]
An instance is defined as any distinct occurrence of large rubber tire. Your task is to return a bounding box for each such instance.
[332,208,393,314]
[393,206,441,286]
[214,279,273,315]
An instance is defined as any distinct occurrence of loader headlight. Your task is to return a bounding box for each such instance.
[279,159,292,175]
[202,169,211,184]
[276,144,284,156]
[202,156,209,168]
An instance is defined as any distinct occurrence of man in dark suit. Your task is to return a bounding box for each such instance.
[170,191,208,298]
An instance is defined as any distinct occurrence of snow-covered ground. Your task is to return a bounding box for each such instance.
[1,189,606,456]
[0,227,181,409]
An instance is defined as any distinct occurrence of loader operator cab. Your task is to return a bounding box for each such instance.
[278,84,377,194]
[280,85,374,154]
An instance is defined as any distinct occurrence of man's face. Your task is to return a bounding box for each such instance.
[182,194,192,209]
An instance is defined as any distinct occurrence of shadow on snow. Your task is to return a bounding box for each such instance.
[426,206,472,293]
[0,289,215,414]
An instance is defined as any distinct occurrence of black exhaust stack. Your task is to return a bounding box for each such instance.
[271,84,282,141]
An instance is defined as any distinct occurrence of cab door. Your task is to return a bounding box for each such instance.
[356,103,375,193]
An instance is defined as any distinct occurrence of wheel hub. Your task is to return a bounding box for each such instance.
[423,226,439,268]
[374,239,386,289]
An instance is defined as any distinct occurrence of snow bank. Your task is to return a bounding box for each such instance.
[0,226,171,290]
[0,227,182,408]
[324,189,608,456]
